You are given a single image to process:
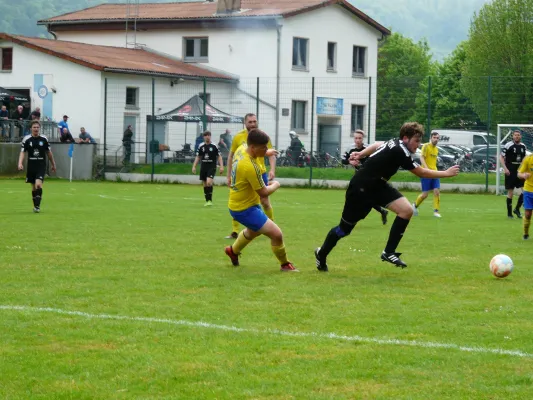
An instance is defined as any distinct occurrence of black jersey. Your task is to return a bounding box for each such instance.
[197,143,220,164]
[355,139,419,182]
[502,141,527,168]
[342,145,369,170]
[21,134,51,167]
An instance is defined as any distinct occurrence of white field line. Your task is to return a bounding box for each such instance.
[0,305,530,358]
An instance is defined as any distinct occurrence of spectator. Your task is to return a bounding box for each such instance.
[58,115,69,136]
[60,127,75,143]
[78,127,95,144]
[11,105,26,137]
[220,128,232,149]
[218,133,229,165]
[289,131,304,164]
[0,105,8,137]
[194,133,204,152]
[122,124,134,164]
[29,107,41,120]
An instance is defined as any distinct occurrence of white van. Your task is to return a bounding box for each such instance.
[430,129,497,148]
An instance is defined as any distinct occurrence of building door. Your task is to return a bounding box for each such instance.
[123,115,137,162]
[146,121,167,163]
[318,124,341,156]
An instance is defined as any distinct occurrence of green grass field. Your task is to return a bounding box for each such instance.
[0,180,531,399]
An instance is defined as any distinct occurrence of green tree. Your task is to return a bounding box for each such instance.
[462,0,533,128]
[376,32,434,139]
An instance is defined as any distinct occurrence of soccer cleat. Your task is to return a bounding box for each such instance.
[381,251,407,268]
[314,247,329,272]
[280,262,299,272]
[508,215,514,219]
[524,234,530,240]
[224,246,240,266]
[204,201,213,207]
[412,203,419,216]
[433,212,442,218]
[513,208,522,219]
[33,207,40,213]
[225,232,238,239]
[381,209,389,225]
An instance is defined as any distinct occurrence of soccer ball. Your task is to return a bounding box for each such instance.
[489,254,514,278]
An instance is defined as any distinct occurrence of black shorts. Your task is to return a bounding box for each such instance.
[341,178,402,224]
[504,168,524,190]
[199,164,216,181]
[26,165,46,184]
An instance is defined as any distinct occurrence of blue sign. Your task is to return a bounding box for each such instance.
[317,97,343,116]
[37,85,48,99]
[68,143,74,158]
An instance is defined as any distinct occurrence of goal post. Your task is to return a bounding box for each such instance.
[496,124,533,195]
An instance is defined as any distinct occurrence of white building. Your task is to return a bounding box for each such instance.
[1,0,389,160]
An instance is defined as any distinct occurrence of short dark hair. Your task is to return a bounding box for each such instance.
[513,129,521,134]
[430,131,439,138]
[244,113,256,122]
[203,131,211,137]
[399,122,424,140]
[247,128,270,146]
[30,121,41,128]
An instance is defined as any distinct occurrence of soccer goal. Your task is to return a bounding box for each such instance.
[496,124,533,195]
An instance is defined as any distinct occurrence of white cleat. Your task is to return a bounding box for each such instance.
[433,212,441,218]
[412,203,418,216]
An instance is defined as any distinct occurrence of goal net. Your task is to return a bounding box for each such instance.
[496,124,533,195]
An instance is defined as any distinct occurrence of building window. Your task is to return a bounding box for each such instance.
[126,87,139,108]
[291,101,307,131]
[184,38,208,62]
[292,38,308,70]
[1,48,13,71]
[352,46,366,76]
[351,105,365,132]
[198,92,211,104]
[327,42,336,71]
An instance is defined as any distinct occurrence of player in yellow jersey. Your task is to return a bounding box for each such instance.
[225,113,276,239]
[224,128,298,272]
[518,154,533,240]
[413,131,442,218]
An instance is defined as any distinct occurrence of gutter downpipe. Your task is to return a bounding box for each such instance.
[47,24,58,40]
[275,21,282,148]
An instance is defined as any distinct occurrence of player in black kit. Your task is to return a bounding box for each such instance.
[500,130,527,218]
[342,129,389,225]
[18,121,57,213]
[315,122,460,271]
[192,131,224,206]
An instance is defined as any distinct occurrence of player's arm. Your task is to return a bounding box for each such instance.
[267,140,276,180]
[410,165,459,178]
[420,146,429,169]
[226,152,234,182]
[218,154,224,174]
[191,156,201,173]
[500,154,509,175]
[341,150,351,165]
[351,142,384,160]
[47,150,57,172]
[256,181,280,197]
[17,150,25,170]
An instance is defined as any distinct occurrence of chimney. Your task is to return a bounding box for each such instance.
[216,0,242,14]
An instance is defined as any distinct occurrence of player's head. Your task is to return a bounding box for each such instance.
[247,128,270,157]
[513,129,521,143]
[353,130,365,148]
[430,131,440,145]
[399,122,424,153]
[30,120,40,136]
[203,130,212,144]
[244,113,257,132]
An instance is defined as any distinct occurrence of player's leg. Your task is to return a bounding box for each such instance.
[514,184,524,218]
[505,173,514,218]
[257,220,298,272]
[380,186,412,268]
[433,179,441,217]
[373,205,388,225]
[33,178,44,212]
[315,184,372,272]
[413,179,430,216]
[260,172,274,220]
[225,206,266,266]
[205,176,214,205]
[522,191,532,239]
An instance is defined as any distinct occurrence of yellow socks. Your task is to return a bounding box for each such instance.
[232,230,253,254]
[263,206,274,220]
[415,194,425,208]
[433,195,440,212]
[272,244,289,265]
[231,219,240,234]
[524,217,531,236]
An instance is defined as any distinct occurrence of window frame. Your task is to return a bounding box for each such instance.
[350,104,365,132]
[292,37,309,71]
[352,45,366,77]
[1,47,13,71]
[183,37,209,63]
[125,87,139,109]
[327,42,337,72]
[291,100,307,132]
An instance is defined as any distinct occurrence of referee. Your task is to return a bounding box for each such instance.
[18,120,56,213]
[501,130,527,218]
[192,131,224,206]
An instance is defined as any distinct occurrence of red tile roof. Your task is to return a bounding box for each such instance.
[0,34,236,80]
[38,0,390,35]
